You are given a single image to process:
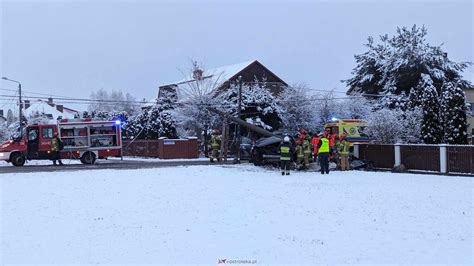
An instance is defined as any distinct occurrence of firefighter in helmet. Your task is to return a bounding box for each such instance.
[210,129,221,162]
[311,131,321,163]
[301,133,312,169]
[295,135,304,170]
[278,136,294,175]
[338,133,353,171]
[51,132,64,166]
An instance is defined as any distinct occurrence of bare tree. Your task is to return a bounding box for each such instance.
[172,60,226,155]
[88,88,138,115]
[278,83,316,133]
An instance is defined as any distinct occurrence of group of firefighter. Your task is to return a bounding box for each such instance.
[208,128,353,175]
[279,128,353,175]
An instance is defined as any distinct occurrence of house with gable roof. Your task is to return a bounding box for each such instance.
[156,59,288,103]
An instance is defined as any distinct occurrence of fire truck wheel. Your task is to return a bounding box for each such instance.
[80,152,96,165]
[10,153,26,167]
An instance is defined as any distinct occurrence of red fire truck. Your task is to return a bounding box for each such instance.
[0,118,122,166]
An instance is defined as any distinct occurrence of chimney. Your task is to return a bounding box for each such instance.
[193,68,203,80]
[0,110,3,117]
[48,97,54,106]
[24,100,30,109]
[56,105,64,113]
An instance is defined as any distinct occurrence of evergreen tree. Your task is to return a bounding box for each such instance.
[124,91,177,139]
[417,75,442,144]
[440,82,468,144]
[346,25,472,144]
[346,25,470,96]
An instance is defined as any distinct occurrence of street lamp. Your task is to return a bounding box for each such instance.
[1,77,23,124]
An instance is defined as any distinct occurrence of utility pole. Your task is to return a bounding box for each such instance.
[1,77,22,124]
[18,83,22,124]
[236,77,242,163]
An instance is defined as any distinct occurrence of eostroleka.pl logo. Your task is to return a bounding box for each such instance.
[217,258,257,264]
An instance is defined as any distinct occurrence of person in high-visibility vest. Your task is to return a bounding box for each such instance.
[302,135,312,169]
[317,133,330,175]
[210,129,221,162]
[338,134,353,171]
[278,136,294,175]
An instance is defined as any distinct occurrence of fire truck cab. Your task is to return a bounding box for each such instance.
[0,119,122,166]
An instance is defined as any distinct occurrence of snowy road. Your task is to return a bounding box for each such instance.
[0,157,219,174]
[1,165,472,265]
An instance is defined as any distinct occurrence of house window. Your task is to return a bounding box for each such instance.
[470,102,474,114]
[42,127,54,139]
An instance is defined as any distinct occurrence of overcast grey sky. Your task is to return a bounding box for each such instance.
[1,0,473,111]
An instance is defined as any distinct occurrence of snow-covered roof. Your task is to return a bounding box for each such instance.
[157,60,258,103]
[164,60,257,87]
[24,100,77,119]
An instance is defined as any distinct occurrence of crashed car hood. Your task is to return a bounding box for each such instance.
[254,136,282,148]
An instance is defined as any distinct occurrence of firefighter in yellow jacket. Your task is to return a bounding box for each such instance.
[295,138,304,170]
[302,135,312,169]
[338,134,353,171]
[210,129,221,162]
[278,136,294,175]
[51,132,64,166]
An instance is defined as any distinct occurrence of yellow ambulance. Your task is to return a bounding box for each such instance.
[324,119,369,142]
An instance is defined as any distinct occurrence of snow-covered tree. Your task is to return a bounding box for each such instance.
[0,121,21,143]
[416,74,442,143]
[440,81,468,144]
[399,107,423,143]
[124,90,177,140]
[313,90,341,128]
[173,61,224,138]
[217,78,282,132]
[337,96,372,119]
[88,88,110,112]
[6,109,14,125]
[366,108,404,144]
[347,25,470,96]
[365,106,423,144]
[346,25,472,144]
[88,89,138,115]
[277,84,316,133]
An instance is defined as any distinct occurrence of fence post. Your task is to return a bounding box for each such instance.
[439,144,447,173]
[394,143,401,166]
[353,143,359,158]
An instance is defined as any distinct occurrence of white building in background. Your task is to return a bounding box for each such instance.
[23,98,79,120]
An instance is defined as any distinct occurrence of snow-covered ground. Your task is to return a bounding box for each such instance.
[0,157,208,167]
[1,165,472,265]
[109,156,210,162]
[0,159,82,167]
